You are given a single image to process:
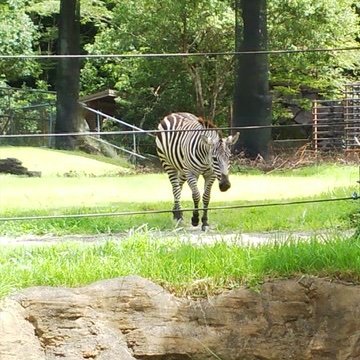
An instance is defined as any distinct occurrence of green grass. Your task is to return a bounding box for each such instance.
[0,186,358,236]
[1,165,358,211]
[0,146,132,176]
[2,147,360,299]
[1,163,358,232]
[1,233,360,299]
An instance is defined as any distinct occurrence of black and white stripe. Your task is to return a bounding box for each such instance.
[156,112,239,230]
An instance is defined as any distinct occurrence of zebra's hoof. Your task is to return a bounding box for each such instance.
[201,224,209,232]
[191,216,199,227]
[174,218,183,228]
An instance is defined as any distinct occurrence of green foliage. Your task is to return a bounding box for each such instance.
[81,0,235,130]
[237,0,359,124]
[0,0,358,131]
[27,0,112,25]
[268,0,360,117]
[0,87,55,145]
[80,0,360,129]
[0,0,39,80]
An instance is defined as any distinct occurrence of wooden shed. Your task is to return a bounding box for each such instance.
[80,89,118,131]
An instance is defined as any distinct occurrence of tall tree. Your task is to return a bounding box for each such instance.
[233,0,272,159]
[55,0,80,149]
[81,0,235,128]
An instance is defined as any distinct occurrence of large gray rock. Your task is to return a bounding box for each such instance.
[1,276,360,359]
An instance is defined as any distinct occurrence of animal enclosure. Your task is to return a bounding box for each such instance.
[312,83,360,152]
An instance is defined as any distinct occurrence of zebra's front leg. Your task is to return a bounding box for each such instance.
[168,169,183,223]
[186,173,201,227]
[201,174,216,231]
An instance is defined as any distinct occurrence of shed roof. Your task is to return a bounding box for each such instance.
[80,89,118,103]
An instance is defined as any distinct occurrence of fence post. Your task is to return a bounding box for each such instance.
[132,130,137,163]
[96,112,101,137]
[313,100,318,153]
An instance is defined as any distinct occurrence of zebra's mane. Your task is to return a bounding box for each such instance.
[197,117,222,137]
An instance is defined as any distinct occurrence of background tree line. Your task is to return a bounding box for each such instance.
[0,0,359,156]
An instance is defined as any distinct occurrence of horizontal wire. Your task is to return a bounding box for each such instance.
[1,122,358,139]
[0,46,359,59]
[0,196,357,222]
[1,121,355,139]
[0,123,314,139]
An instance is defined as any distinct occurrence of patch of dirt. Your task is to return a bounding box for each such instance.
[0,228,354,247]
[234,144,360,173]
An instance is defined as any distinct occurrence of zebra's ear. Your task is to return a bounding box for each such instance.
[226,132,240,145]
[201,135,216,147]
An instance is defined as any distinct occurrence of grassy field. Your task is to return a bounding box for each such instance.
[0,146,358,208]
[1,146,360,299]
[1,170,357,210]
[0,146,132,176]
[1,187,357,236]
[0,146,359,235]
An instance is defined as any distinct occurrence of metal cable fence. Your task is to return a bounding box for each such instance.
[0,46,358,59]
[0,195,359,223]
[0,124,359,223]
[0,47,359,223]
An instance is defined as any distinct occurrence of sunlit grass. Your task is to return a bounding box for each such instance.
[1,233,360,298]
[1,146,358,210]
[1,169,358,211]
[0,186,358,236]
[0,147,359,235]
[0,146,131,176]
[1,147,360,299]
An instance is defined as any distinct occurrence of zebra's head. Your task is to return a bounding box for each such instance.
[202,132,239,192]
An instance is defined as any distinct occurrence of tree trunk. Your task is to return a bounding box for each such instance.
[233,0,272,159]
[187,63,205,117]
[55,0,80,149]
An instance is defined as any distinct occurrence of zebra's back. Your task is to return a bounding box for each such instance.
[156,113,214,173]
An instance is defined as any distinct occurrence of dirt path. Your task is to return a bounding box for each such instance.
[0,228,355,247]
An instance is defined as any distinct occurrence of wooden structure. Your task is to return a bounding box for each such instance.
[80,89,118,131]
[344,83,360,150]
[312,83,360,152]
[312,99,344,151]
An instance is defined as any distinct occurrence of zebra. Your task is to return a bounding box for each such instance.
[156,112,239,231]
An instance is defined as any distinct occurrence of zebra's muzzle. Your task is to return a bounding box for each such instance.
[219,174,231,192]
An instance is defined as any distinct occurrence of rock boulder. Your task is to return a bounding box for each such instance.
[1,276,360,359]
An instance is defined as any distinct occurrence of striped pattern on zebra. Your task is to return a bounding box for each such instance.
[156,112,239,231]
